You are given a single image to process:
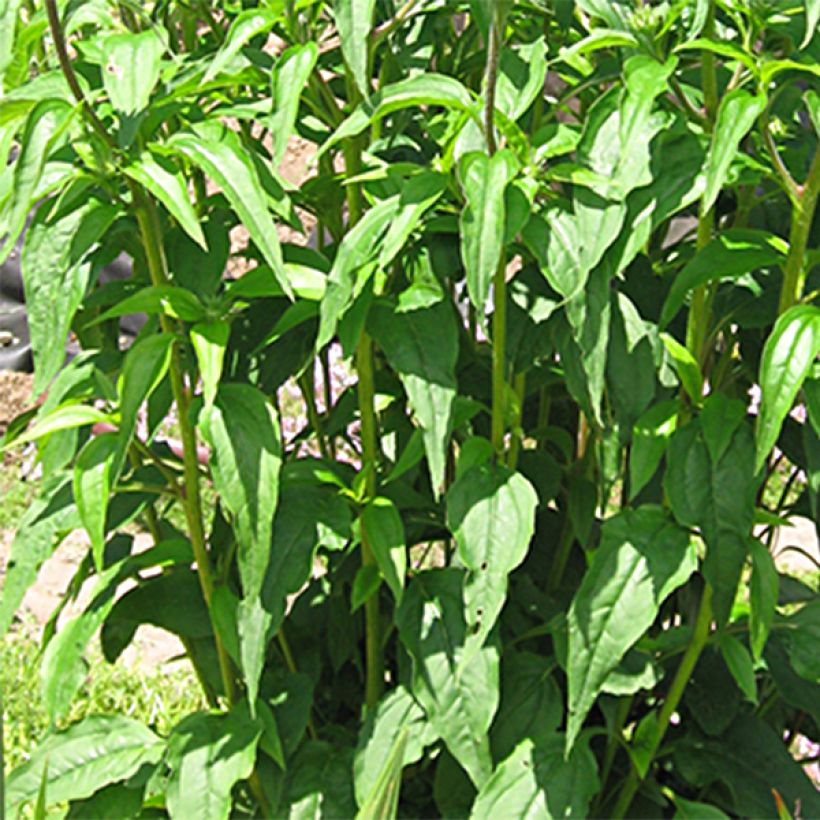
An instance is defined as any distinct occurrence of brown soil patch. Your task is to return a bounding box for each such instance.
[0,370,33,438]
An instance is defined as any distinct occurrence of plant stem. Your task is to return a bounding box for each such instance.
[595,695,633,815]
[131,190,238,705]
[701,0,718,123]
[779,144,820,313]
[507,372,526,470]
[485,5,507,460]
[612,585,713,818]
[298,372,330,460]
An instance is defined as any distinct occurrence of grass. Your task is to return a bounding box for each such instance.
[1,616,206,774]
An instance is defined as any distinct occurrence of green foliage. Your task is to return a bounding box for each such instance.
[1,0,819,816]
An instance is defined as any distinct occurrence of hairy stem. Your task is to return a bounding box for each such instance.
[612,586,714,818]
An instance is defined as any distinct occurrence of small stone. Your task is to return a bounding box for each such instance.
[0,330,14,346]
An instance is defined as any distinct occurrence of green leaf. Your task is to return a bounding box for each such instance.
[0,99,74,264]
[379,172,447,268]
[661,230,786,327]
[284,741,357,818]
[0,0,24,80]
[396,569,499,788]
[447,463,538,652]
[756,305,820,471]
[660,332,703,404]
[629,400,678,500]
[92,284,205,325]
[191,321,230,410]
[6,715,163,814]
[361,498,406,604]
[804,0,820,47]
[2,404,110,451]
[700,393,747,464]
[459,150,518,309]
[352,564,382,612]
[317,196,400,352]
[335,0,376,96]
[101,31,164,115]
[702,90,766,215]
[491,653,562,762]
[123,152,207,249]
[270,43,319,166]
[169,121,290,297]
[355,727,408,820]
[203,9,279,82]
[522,208,585,299]
[119,333,175,449]
[73,432,118,570]
[21,197,117,393]
[0,477,79,637]
[674,716,820,818]
[496,38,548,121]
[719,634,757,704]
[354,686,436,809]
[566,506,697,751]
[200,384,282,705]
[368,300,458,495]
[166,710,262,820]
[471,735,599,820]
[671,793,730,818]
[749,540,778,662]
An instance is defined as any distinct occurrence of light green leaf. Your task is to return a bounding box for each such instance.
[335,0,375,97]
[459,150,518,309]
[660,332,703,404]
[123,152,207,249]
[522,208,585,299]
[200,384,281,704]
[496,38,548,121]
[675,38,757,74]
[354,686,437,809]
[73,432,118,569]
[0,99,74,264]
[719,634,757,704]
[169,122,290,297]
[270,42,319,166]
[166,710,262,820]
[749,539,778,662]
[0,477,78,637]
[317,195,400,352]
[2,404,110,451]
[396,569,499,789]
[368,299,457,495]
[203,9,279,82]
[804,0,820,48]
[0,0,24,81]
[21,196,117,393]
[191,321,230,409]
[92,284,205,325]
[6,715,163,814]
[629,400,678,500]
[361,498,406,604]
[567,506,697,751]
[101,31,164,114]
[702,89,766,215]
[471,735,599,820]
[661,230,786,327]
[355,728,408,820]
[447,463,538,652]
[379,172,447,268]
[119,333,175,449]
[756,305,820,471]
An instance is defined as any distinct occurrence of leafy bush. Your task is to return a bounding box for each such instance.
[1,0,819,816]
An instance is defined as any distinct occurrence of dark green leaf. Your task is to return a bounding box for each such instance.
[749,538,778,662]
[718,634,757,704]
[203,9,279,82]
[361,497,406,604]
[661,231,786,327]
[630,400,678,500]
[369,299,458,495]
